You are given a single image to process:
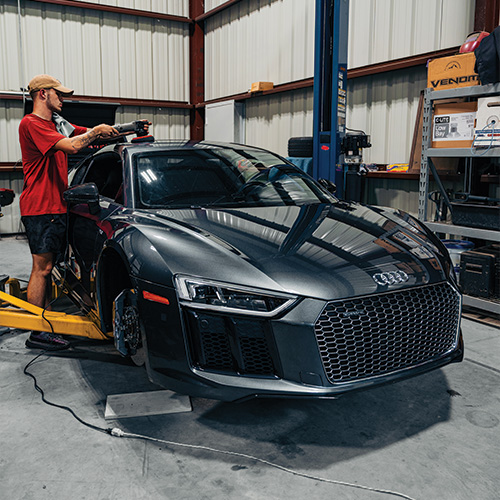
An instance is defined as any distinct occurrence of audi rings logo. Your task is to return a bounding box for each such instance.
[372,270,409,286]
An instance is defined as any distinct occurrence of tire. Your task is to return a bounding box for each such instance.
[287,136,314,158]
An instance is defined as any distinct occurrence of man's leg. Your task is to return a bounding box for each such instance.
[27,252,54,309]
[23,215,70,351]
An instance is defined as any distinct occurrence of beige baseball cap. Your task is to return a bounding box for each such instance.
[27,74,74,96]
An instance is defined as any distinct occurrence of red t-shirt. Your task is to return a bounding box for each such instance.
[18,114,87,216]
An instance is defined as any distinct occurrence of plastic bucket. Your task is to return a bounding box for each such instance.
[441,239,475,273]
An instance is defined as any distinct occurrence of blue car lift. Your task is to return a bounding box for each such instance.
[312,0,349,198]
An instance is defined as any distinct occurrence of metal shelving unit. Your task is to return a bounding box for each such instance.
[418,84,500,315]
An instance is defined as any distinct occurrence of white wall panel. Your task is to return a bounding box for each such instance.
[205,0,229,11]
[206,0,475,100]
[245,89,314,157]
[0,99,25,234]
[205,0,315,100]
[440,0,475,45]
[1,0,189,101]
[0,101,24,163]
[0,3,22,93]
[114,107,190,140]
[244,64,425,165]
[348,0,475,68]
[347,66,427,165]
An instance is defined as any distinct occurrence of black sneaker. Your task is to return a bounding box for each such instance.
[25,331,71,351]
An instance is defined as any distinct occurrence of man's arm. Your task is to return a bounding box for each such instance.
[53,124,118,154]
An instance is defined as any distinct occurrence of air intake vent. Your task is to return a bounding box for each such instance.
[186,311,278,376]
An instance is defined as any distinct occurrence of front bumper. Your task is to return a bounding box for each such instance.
[138,280,463,402]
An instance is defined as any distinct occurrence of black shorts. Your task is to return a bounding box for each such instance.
[22,214,67,257]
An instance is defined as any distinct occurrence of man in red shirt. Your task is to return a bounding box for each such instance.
[19,74,127,350]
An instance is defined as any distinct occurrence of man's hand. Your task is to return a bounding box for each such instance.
[138,119,152,135]
[94,124,119,139]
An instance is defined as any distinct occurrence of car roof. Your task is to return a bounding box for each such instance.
[114,139,273,156]
[69,140,289,175]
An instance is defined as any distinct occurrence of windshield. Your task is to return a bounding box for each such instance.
[134,147,336,209]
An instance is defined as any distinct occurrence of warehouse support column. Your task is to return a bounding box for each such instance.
[312,0,349,197]
[474,0,500,32]
[190,0,205,140]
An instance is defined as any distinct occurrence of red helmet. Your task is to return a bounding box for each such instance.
[460,31,490,53]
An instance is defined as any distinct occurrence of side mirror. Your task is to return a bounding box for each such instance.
[64,183,100,214]
[318,178,337,194]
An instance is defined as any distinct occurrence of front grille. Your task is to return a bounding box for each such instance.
[185,310,278,376]
[314,282,461,384]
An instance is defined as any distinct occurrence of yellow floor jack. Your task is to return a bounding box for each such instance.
[1,186,108,340]
[0,275,110,340]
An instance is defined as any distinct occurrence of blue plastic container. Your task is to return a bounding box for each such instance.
[442,239,475,273]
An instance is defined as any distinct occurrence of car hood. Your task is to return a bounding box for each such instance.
[128,203,450,301]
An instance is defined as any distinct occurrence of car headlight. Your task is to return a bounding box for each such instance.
[175,275,298,317]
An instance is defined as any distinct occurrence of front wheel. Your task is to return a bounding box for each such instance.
[113,288,145,366]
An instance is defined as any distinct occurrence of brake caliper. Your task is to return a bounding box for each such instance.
[113,289,140,357]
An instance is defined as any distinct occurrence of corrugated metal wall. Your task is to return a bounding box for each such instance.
[205,0,315,100]
[205,0,231,11]
[348,0,475,68]
[115,107,190,140]
[0,0,191,234]
[1,0,190,101]
[364,176,465,218]
[205,0,475,166]
[346,66,427,165]
[245,88,314,156]
[0,0,479,234]
[245,65,426,163]
[205,0,475,100]
[0,103,190,164]
[0,101,24,163]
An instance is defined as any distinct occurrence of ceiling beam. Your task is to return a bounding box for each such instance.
[30,0,192,23]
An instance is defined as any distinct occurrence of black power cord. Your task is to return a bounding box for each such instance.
[21,350,416,500]
[23,351,110,434]
[22,210,108,430]
[22,207,110,434]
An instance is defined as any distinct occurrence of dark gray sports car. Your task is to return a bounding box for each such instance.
[62,140,463,401]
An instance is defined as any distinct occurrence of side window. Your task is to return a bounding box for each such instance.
[83,153,124,202]
[69,156,93,187]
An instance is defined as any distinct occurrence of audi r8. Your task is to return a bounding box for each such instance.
[61,140,463,401]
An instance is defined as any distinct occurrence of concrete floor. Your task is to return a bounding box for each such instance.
[1,235,499,500]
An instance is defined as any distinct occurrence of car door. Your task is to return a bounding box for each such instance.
[68,151,125,299]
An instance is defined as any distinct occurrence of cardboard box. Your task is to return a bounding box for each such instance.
[408,92,463,174]
[427,52,479,90]
[250,81,273,93]
[473,96,500,148]
[431,101,477,148]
